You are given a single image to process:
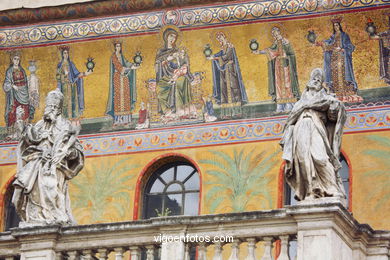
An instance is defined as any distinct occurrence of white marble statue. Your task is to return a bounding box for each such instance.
[12,90,84,227]
[280,68,346,203]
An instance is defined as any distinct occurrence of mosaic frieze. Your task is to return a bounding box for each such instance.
[0,105,389,166]
[0,0,389,48]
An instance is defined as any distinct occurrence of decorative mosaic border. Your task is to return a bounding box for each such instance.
[0,0,233,27]
[0,0,389,49]
[0,105,389,165]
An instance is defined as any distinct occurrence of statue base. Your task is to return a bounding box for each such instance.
[296,196,348,209]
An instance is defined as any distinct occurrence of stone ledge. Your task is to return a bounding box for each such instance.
[0,203,388,259]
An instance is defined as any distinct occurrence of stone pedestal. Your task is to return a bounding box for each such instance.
[11,225,60,260]
[20,249,56,260]
[295,196,347,209]
[290,202,352,260]
[160,241,185,260]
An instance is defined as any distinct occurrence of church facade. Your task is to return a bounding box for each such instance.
[0,0,389,259]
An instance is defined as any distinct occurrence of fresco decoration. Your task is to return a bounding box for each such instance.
[0,1,389,49]
[106,40,141,127]
[252,26,300,112]
[27,60,40,112]
[147,26,205,126]
[310,16,363,103]
[367,14,390,86]
[70,157,140,223]
[56,45,92,124]
[200,148,278,213]
[207,31,248,119]
[0,105,389,166]
[2,50,35,139]
[0,8,389,139]
[362,135,390,211]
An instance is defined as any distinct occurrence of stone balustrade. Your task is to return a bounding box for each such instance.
[0,202,389,260]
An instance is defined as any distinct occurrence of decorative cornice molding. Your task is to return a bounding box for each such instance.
[0,0,388,49]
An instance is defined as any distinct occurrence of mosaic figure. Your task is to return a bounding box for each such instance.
[253,27,300,112]
[369,14,390,85]
[202,95,217,122]
[316,17,362,102]
[135,101,149,129]
[208,31,248,118]
[155,27,197,122]
[145,79,160,124]
[106,41,140,126]
[56,46,90,120]
[27,60,40,110]
[3,50,34,129]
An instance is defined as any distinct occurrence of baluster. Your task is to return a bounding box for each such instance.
[261,237,274,260]
[145,245,155,260]
[114,247,125,260]
[55,252,63,260]
[82,249,94,260]
[245,238,257,260]
[67,251,79,260]
[184,243,191,260]
[277,236,290,260]
[97,248,109,260]
[228,239,241,260]
[198,242,207,260]
[212,241,223,260]
[129,246,141,260]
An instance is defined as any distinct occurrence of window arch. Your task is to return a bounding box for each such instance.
[135,154,202,220]
[282,152,352,210]
[2,182,20,231]
[137,155,201,260]
[143,162,200,219]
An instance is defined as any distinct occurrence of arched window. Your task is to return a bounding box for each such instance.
[3,184,20,231]
[143,162,200,219]
[140,158,200,260]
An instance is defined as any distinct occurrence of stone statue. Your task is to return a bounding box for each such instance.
[280,68,346,203]
[12,90,84,227]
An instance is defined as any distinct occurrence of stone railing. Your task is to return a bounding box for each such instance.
[0,202,389,260]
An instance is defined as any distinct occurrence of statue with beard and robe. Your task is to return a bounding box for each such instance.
[12,90,84,227]
[280,68,347,205]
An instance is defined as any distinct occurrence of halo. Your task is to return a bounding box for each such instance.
[7,49,21,58]
[266,22,288,42]
[57,44,71,60]
[208,28,232,48]
[5,49,22,66]
[158,25,183,48]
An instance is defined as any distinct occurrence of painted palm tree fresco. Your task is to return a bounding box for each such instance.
[363,135,390,210]
[70,158,139,223]
[200,148,278,213]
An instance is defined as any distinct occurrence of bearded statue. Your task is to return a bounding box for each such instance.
[12,90,84,227]
[280,68,347,205]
